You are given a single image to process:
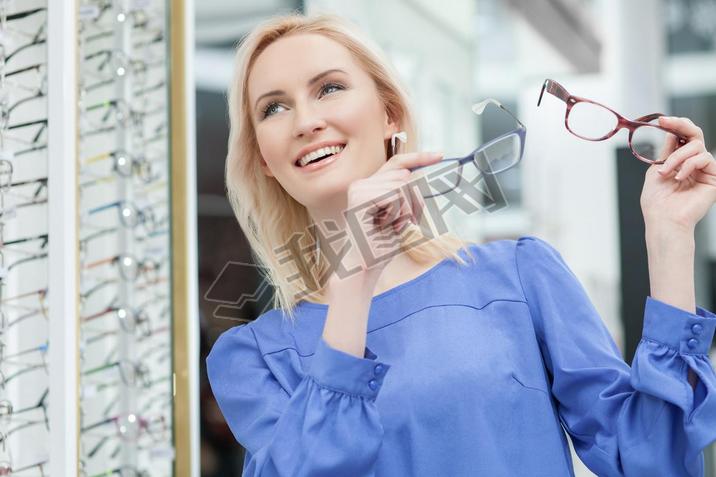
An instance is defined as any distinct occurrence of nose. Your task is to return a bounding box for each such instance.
[292,105,327,138]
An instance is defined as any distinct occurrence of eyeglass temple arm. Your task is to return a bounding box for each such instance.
[407,151,470,173]
[537,79,570,107]
[634,113,664,123]
[391,131,407,154]
[471,98,526,130]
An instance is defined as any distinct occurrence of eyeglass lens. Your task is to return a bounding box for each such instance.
[415,103,523,199]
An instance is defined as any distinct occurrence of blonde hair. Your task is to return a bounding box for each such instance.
[226,11,478,321]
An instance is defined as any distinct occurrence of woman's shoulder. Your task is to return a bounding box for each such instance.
[461,235,559,268]
[208,307,297,359]
[457,235,550,271]
[453,235,561,301]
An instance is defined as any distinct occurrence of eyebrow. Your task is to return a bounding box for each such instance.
[254,68,347,111]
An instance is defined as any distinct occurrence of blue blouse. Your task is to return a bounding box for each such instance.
[206,236,716,476]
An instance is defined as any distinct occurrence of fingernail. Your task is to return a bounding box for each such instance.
[675,173,681,180]
[657,167,665,173]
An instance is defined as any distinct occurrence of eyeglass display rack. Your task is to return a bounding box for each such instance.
[0,0,198,475]
[77,0,177,474]
[0,0,51,474]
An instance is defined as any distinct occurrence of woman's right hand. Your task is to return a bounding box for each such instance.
[337,151,444,280]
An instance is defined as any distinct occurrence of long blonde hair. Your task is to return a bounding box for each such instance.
[226,12,477,321]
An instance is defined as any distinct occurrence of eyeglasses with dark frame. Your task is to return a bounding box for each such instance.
[537,78,687,164]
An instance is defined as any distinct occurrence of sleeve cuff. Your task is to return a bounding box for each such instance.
[642,295,716,355]
[307,337,391,400]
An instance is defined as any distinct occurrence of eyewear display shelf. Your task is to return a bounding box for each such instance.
[0,0,197,475]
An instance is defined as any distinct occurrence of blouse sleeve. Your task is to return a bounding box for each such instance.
[206,322,391,477]
[515,235,716,477]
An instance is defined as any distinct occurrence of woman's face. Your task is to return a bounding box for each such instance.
[247,33,398,210]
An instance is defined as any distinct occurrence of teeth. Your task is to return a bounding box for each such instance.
[298,145,345,167]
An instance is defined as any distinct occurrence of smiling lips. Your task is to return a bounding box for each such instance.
[294,141,347,167]
[296,149,343,172]
[296,145,345,167]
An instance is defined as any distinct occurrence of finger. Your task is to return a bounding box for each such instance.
[693,168,716,188]
[404,180,420,225]
[658,139,705,175]
[382,183,414,228]
[383,151,443,172]
[404,176,426,224]
[362,179,408,199]
[674,152,714,181]
[375,194,404,229]
[658,116,705,143]
[377,168,412,180]
[369,184,407,214]
[398,187,417,228]
[656,132,678,163]
[391,199,412,233]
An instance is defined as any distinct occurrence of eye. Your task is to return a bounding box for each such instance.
[261,101,284,119]
[260,82,345,120]
[318,81,344,97]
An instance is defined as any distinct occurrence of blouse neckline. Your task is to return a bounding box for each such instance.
[279,243,489,353]
[297,255,454,309]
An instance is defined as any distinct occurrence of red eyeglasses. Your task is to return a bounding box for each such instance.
[537,78,687,164]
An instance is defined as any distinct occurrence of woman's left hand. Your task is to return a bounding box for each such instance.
[640,116,716,231]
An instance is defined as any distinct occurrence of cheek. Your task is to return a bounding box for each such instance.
[255,129,286,170]
[332,96,378,132]
[341,98,391,159]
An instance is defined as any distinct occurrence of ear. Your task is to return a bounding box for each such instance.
[383,109,400,142]
[259,156,274,178]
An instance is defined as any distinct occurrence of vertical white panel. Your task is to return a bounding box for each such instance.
[48,1,79,476]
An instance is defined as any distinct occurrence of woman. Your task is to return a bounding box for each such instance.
[206,12,716,477]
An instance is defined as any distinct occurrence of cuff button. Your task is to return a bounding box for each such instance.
[374,364,384,375]
[368,379,378,391]
[691,323,703,335]
[687,338,699,349]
